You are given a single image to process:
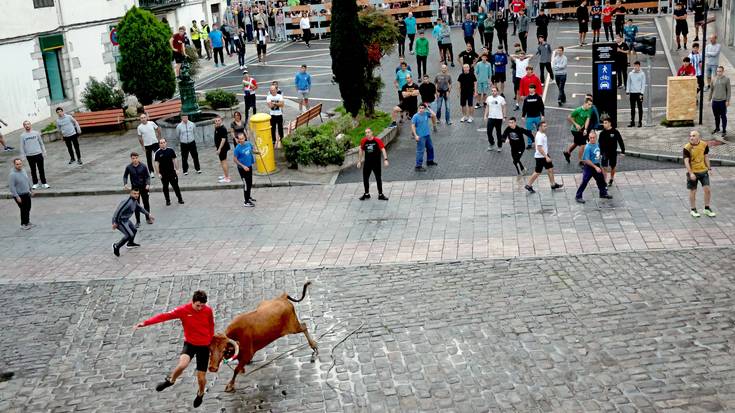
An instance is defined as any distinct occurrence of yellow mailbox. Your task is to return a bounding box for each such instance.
[248,113,277,174]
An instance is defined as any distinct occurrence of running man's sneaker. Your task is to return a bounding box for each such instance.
[112,243,120,257]
[156,377,174,392]
[196,170,202,174]
[42,184,50,189]
[359,194,371,201]
[193,392,204,408]
[184,171,188,175]
[524,184,535,193]
[243,201,255,207]
[77,160,83,165]
[487,146,493,151]
[378,194,389,201]
[467,117,473,123]
[600,194,613,199]
[4,146,14,151]
[514,104,520,111]
[575,198,586,204]
[178,200,185,204]
[126,242,141,249]
[68,159,75,165]
[551,183,564,190]
[563,151,571,164]
[690,209,701,218]
[703,208,717,217]
[32,184,39,190]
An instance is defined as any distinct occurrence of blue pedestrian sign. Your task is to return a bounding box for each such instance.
[597,63,612,91]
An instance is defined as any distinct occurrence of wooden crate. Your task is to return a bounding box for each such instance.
[666,76,698,121]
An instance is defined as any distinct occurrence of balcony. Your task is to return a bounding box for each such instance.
[138,0,184,11]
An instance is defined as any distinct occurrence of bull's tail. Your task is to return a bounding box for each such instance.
[287,281,312,303]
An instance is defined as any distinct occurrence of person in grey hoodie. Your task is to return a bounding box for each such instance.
[709,66,731,138]
[552,46,568,106]
[111,188,155,257]
[19,120,49,189]
[8,158,34,229]
[535,35,554,83]
[626,61,646,127]
[55,107,82,164]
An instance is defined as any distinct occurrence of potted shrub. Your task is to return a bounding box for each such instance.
[40,122,59,143]
[205,89,239,110]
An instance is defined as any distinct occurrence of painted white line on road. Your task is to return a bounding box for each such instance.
[246,64,333,69]
[265,52,331,64]
[574,72,592,76]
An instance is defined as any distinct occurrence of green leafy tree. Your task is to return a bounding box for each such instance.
[117,6,176,105]
[330,0,367,117]
[358,9,398,116]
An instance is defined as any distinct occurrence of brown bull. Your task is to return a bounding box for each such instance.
[208,281,318,392]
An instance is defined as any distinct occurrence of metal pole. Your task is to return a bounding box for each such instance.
[647,55,653,126]
[699,3,708,125]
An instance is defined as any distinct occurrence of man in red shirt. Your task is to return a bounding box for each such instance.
[602,3,614,41]
[356,127,389,201]
[677,57,696,76]
[518,66,543,104]
[169,26,186,77]
[134,290,215,408]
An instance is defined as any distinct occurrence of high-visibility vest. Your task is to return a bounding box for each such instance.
[190,27,200,40]
[200,24,210,40]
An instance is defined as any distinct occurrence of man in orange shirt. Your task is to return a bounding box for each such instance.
[134,290,215,408]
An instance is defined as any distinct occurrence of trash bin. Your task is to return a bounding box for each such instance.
[248,112,278,174]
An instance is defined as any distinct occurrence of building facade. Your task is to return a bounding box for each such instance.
[0,0,225,133]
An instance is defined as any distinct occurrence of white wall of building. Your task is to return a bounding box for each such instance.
[65,24,115,106]
[0,2,58,39]
[0,41,48,131]
[60,0,133,26]
[162,0,226,32]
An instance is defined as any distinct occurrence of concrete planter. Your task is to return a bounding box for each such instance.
[299,125,400,174]
[41,130,60,143]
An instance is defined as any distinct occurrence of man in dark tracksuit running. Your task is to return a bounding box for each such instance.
[123,152,152,227]
[357,128,389,201]
[502,117,534,175]
[112,188,154,257]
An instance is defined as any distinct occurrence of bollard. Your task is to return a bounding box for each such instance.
[248,113,278,174]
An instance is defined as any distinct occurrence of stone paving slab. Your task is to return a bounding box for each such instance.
[1,247,734,412]
[2,168,734,284]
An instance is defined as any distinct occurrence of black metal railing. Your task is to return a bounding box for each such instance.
[138,0,183,10]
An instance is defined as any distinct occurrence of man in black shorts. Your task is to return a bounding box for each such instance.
[598,117,625,186]
[134,290,216,408]
[692,0,705,42]
[577,0,589,46]
[590,0,602,43]
[391,75,420,126]
[458,63,477,123]
[214,115,231,183]
[524,121,563,193]
[673,2,689,50]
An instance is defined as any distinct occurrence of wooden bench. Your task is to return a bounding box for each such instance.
[143,100,182,120]
[287,103,323,135]
[543,1,661,15]
[74,108,126,129]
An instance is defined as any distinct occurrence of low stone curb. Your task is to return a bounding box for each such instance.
[625,149,735,167]
[0,179,322,200]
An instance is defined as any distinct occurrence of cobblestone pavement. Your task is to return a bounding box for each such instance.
[2,168,735,283]
[2,247,735,412]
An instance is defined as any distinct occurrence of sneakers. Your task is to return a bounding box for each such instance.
[166,201,171,206]
[551,183,564,190]
[608,179,614,186]
[524,184,535,193]
[42,184,50,189]
[359,194,371,201]
[496,147,502,152]
[690,209,701,218]
[156,377,174,392]
[77,160,83,165]
[415,166,426,171]
[3,146,13,151]
[21,224,31,230]
[32,184,39,190]
[184,171,188,176]
[193,392,204,408]
[600,194,613,199]
[196,170,202,174]
[135,222,141,229]
[126,242,141,249]
[514,104,520,111]
[487,146,493,152]
[563,151,571,164]
[218,177,231,183]
[243,201,255,207]
[112,243,120,257]
[467,117,473,123]
[460,117,466,123]
[178,200,185,205]
[575,198,586,204]
[218,176,225,180]
[68,159,75,165]
[249,198,257,202]
[378,194,389,201]
[427,161,438,166]
[703,208,716,217]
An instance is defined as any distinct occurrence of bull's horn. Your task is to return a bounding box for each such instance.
[227,338,240,360]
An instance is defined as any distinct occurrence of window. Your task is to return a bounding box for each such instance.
[33,0,54,8]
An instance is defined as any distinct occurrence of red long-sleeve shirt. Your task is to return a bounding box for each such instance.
[519,74,543,99]
[142,303,215,346]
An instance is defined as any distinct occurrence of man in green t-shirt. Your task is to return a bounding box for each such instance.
[415,31,429,80]
[563,99,593,165]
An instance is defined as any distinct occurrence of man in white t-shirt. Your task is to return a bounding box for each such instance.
[483,85,506,152]
[523,121,563,193]
[299,13,311,47]
[265,85,284,147]
[137,113,161,177]
[511,51,531,111]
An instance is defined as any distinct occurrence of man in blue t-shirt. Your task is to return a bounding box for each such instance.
[492,45,509,93]
[405,12,417,54]
[411,104,438,171]
[462,13,477,51]
[233,133,260,207]
[575,130,612,203]
[209,23,226,67]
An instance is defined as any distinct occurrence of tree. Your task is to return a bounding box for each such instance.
[81,76,125,111]
[117,6,176,105]
[358,9,398,116]
[330,0,367,117]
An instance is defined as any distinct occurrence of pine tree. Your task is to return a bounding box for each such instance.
[330,0,367,117]
[117,6,176,105]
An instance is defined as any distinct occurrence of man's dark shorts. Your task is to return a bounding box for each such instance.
[601,152,617,168]
[173,52,185,64]
[571,130,588,146]
[675,23,688,36]
[460,92,474,107]
[534,157,554,173]
[398,101,418,117]
[686,171,710,190]
[579,22,588,33]
[492,71,506,83]
[182,342,210,372]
